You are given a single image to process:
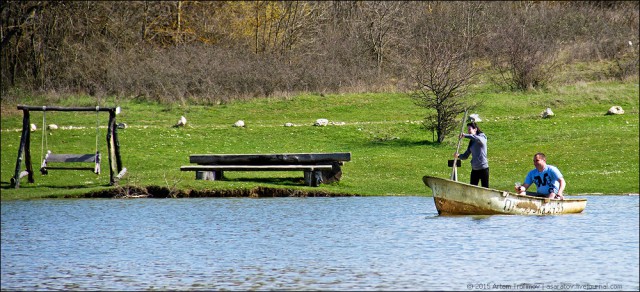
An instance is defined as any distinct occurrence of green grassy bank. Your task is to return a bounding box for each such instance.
[1,81,638,199]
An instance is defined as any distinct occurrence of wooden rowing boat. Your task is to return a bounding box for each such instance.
[422,176,587,215]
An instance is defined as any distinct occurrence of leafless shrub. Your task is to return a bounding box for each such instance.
[483,2,562,91]
[408,2,481,143]
[609,43,639,81]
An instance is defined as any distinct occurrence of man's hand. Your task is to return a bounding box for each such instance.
[549,192,564,200]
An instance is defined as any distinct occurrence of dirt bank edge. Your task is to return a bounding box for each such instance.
[75,185,361,199]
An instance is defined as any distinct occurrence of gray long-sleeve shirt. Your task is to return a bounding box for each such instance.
[458,132,489,170]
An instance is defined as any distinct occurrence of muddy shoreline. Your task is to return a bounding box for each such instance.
[70,187,638,199]
[75,185,360,199]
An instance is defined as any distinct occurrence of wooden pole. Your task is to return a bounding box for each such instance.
[106,111,117,185]
[24,111,34,183]
[451,110,468,181]
[17,105,116,112]
[11,109,31,188]
[112,110,123,173]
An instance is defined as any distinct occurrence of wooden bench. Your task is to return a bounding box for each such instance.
[180,152,351,187]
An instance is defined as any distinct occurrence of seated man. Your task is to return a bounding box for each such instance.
[515,152,566,200]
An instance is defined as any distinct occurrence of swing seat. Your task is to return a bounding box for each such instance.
[40,150,100,175]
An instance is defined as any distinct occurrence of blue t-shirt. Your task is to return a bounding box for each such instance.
[524,165,563,195]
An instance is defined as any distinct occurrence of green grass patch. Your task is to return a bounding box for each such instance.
[1,81,638,199]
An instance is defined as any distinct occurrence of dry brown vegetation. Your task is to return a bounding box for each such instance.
[1,1,638,105]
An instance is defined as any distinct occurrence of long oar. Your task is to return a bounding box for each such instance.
[451,110,468,181]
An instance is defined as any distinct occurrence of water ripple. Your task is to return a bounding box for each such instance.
[2,196,638,290]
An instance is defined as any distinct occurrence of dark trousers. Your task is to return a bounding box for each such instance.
[470,168,489,188]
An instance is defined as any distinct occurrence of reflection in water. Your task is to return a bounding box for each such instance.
[2,196,638,290]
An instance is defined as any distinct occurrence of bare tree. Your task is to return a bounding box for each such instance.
[484,2,561,90]
[358,2,408,76]
[1,1,50,91]
[409,2,482,143]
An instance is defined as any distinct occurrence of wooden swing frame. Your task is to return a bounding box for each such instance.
[10,105,126,188]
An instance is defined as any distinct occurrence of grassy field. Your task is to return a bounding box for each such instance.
[1,81,638,199]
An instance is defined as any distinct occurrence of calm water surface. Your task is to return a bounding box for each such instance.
[2,196,638,291]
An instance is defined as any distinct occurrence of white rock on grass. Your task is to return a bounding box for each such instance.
[47,124,58,130]
[30,123,37,132]
[541,108,554,119]
[174,116,187,127]
[606,106,624,115]
[284,122,295,127]
[469,113,482,122]
[233,120,245,127]
[314,118,329,126]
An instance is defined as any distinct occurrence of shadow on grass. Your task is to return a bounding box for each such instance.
[367,138,440,147]
[223,176,307,186]
[37,184,111,189]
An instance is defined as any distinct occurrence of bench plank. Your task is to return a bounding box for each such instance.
[180,165,333,172]
[189,152,351,165]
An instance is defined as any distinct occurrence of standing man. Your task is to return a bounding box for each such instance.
[454,122,489,188]
[515,152,566,200]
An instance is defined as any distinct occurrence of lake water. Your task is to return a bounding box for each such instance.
[1,196,638,291]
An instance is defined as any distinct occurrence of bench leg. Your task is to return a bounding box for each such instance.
[320,163,343,184]
[196,170,223,181]
[195,171,211,180]
[304,170,323,187]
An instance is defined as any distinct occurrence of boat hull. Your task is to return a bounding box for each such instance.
[423,176,587,215]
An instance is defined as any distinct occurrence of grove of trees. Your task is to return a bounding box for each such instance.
[2,1,638,141]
